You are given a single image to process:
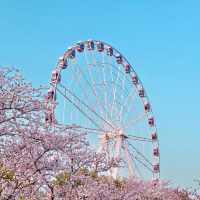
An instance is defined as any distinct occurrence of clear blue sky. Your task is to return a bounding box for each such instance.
[0,0,199,188]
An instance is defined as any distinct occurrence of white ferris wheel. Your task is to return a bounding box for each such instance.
[46,40,160,181]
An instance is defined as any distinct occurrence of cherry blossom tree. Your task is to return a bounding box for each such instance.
[0,67,117,199]
[0,67,198,200]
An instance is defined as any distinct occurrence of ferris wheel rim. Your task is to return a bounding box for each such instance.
[47,39,160,180]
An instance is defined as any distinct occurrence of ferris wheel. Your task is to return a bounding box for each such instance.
[46,40,160,181]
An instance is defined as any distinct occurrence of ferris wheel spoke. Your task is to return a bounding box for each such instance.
[64,124,108,133]
[87,62,131,96]
[119,86,138,125]
[129,151,153,173]
[71,58,104,126]
[55,85,106,131]
[62,124,108,135]
[110,60,121,121]
[127,135,152,142]
[118,65,127,122]
[73,67,92,106]
[83,50,114,126]
[87,52,130,127]
[73,125,108,134]
[134,156,153,173]
[121,89,141,125]
[128,142,153,167]
[66,61,85,124]
[133,159,143,178]
[101,52,109,122]
[100,73,131,124]
[97,96,130,126]
[83,51,105,118]
[108,55,116,122]
[90,50,117,125]
[72,58,102,116]
[122,112,147,130]
[88,50,110,123]
[122,142,144,178]
[56,83,115,130]
[99,62,131,123]
[131,155,144,179]
[128,151,151,177]
[93,62,132,84]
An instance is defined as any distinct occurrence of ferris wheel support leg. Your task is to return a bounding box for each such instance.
[124,141,135,178]
[98,136,108,153]
[98,136,113,176]
[111,135,123,179]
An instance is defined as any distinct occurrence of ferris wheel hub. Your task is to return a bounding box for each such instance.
[100,129,128,142]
